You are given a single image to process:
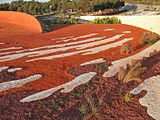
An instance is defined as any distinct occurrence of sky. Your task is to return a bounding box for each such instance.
[0,0,50,4]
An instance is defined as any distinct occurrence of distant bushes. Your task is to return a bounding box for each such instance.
[92,17,121,24]
[40,18,79,32]
[51,18,79,24]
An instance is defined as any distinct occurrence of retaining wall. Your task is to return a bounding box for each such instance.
[0,11,42,33]
[80,15,160,35]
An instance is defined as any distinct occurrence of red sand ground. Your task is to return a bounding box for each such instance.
[0,11,42,33]
[0,23,150,95]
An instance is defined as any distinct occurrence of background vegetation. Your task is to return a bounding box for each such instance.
[92,17,121,24]
[0,0,125,15]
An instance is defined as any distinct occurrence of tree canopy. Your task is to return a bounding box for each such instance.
[0,0,125,15]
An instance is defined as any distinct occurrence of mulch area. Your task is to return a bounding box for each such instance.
[0,51,159,120]
[0,24,151,94]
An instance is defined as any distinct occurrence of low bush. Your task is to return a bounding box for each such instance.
[92,17,121,24]
[51,18,79,24]
[141,35,159,45]
[120,43,135,54]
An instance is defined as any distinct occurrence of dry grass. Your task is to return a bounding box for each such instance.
[118,60,147,84]
[97,93,105,107]
[96,86,105,107]
[120,43,135,54]
[78,103,88,115]
[87,96,99,116]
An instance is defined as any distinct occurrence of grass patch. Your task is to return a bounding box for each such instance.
[124,91,133,102]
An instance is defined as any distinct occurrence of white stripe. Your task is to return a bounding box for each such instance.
[0,47,23,51]
[20,72,96,102]
[104,29,115,31]
[82,38,133,55]
[0,43,5,45]
[8,68,22,72]
[80,58,106,66]
[72,33,98,40]
[53,36,106,47]
[103,40,160,78]
[131,75,160,120]
[27,38,133,62]
[0,37,104,56]
[0,35,125,61]
[0,74,42,92]
[55,33,98,42]
[76,34,125,50]
[122,31,131,33]
[28,35,124,57]
[0,66,9,72]
[52,36,75,40]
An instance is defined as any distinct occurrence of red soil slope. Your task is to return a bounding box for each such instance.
[0,24,150,95]
[0,11,42,33]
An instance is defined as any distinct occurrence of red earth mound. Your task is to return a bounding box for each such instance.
[0,24,151,94]
[0,11,42,33]
[0,24,151,95]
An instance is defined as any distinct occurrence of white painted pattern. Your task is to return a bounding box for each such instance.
[122,31,132,33]
[0,74,42,92]
[26,37,133,62]
[0,43,5,45]
[52,33,98,42]
[131,75,160,120]
[0,34,130,62]
[76,34,125,50]
[8,68,22,72]
[104,29,115,31]
[0,31,136,102]
[80,58,106,66]
[0,66,9,72]
[0,47,23,51]
[20,72,97,102]
[103,40,160,78]
[52,36,75,40]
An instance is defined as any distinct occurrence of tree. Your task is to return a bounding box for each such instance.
[17,7,23,12]
[71,0,77,11]
[78,0,91,13]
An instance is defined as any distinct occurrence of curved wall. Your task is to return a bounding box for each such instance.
[80,15,160,35]
[0,11,42,33]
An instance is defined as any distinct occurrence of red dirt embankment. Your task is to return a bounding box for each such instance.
[0,11,42,33]
[0,24,150,95]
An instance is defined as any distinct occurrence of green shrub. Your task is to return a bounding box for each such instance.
[149,36,159,45]
[141,36,159,45]
[51,18,79,24]
[124,91,133,102]
[141,39,149,44]
[92,17,121,24]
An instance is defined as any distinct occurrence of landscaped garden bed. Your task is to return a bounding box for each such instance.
[0,23,159,120]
